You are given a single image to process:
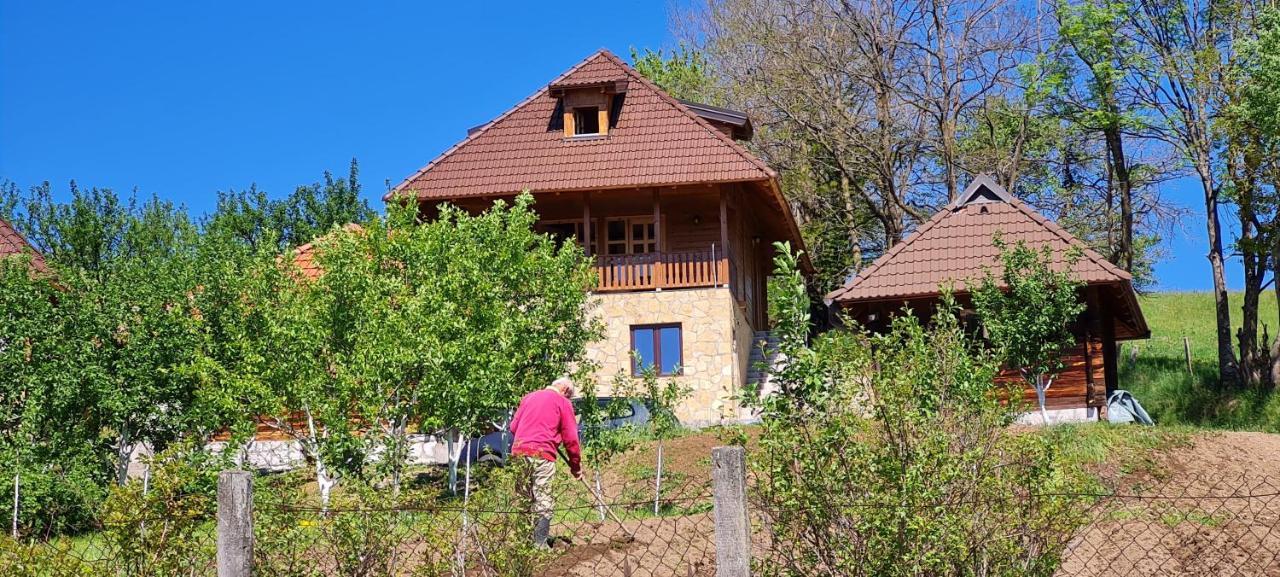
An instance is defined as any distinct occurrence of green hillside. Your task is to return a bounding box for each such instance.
[1123,291,1280,430]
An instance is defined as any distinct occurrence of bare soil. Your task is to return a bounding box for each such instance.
[1059,431,1280,577]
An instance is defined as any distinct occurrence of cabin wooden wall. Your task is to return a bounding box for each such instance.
[995,338,1106,412]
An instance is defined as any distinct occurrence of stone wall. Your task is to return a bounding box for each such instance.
[587,287,752,426]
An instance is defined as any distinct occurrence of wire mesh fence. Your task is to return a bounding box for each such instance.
[8,447,1280,576]
[751,467,1280,577]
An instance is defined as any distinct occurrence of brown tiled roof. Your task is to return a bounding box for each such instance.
[0,220,49,274]
[827,176,1133,303]
[387,49,776,200]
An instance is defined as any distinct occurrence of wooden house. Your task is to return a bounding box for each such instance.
[826,176,1149,422]
[387,50,808,425]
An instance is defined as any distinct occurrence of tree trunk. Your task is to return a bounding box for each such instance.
[1199,165,1238,386]
[11,470,18,538]
[305,408,336,511]
[1103,125,1134,272]
[115,426,133,486]
[653,441,664,516]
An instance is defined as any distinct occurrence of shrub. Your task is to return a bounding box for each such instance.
[750,243,1089,577]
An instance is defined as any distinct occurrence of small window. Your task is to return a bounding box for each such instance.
[574,107,600,135]
[631,324,682,376]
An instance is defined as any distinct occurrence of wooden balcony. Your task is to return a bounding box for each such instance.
[594,246,731,292]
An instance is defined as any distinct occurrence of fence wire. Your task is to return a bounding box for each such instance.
[8,452,1280,576]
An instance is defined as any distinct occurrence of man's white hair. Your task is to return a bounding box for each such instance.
[551,376,576,396]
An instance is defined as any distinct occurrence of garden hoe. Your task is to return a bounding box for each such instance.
[560,447,636,544]
[578,474,636,545]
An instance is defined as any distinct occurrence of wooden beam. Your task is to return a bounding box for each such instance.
[1083,289,1101,417]
[653,188,664,288]
[1099,287,1119,397]
[563,110,575,138]
[719,187,730,286]
[582,191,592,257]
[598,107,609,136]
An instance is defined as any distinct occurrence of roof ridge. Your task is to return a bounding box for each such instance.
[596,50,775,180]
[384,50,611,201]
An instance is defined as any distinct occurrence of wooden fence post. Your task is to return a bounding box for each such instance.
[1184,337,1193,374]
[217,470,254,577]
[712,446,750,577]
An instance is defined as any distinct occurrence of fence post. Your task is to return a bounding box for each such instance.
[217,470,254,577]
[712,446,750,577]
[1184,337,1193,373]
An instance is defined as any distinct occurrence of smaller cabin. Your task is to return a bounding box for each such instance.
[826,176,1149,422]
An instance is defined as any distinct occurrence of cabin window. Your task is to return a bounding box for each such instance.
[605,217,656,255]
[573,107,600,135]
[631,324,682,376]
[538,220,586,249]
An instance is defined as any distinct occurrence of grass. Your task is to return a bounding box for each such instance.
[1121,291,1280,431]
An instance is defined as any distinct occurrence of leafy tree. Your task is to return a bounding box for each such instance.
[0,256,106,536]
[204,159,374,251]
[631,46,718,103]
[973,237,1086,424]
[752,243,1084,576]
[613,366,690,515]
[234,193,600,504]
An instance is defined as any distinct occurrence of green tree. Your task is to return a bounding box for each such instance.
[631,46,718,103]
[752,244,1083,577]
[0,256,106,536]
[238,193,600,504]
[973,237,1086,424]
[205,159,374,251]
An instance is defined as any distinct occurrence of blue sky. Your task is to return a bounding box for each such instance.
[0,1,1232,291]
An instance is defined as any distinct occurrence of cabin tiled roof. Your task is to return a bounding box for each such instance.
[387,49,776,201]
[827,176,1134,303]
[0,220,49,274]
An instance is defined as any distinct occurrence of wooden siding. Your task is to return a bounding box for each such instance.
[995,339,1106,411]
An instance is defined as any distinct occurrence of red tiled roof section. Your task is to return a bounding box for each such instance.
[827,177,1132,303]
[0,220,49,274]
[290,223,364,280]
[389,50,775,201]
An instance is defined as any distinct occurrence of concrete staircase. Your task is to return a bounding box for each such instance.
[746,330,782,392]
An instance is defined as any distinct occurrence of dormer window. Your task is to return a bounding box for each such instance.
[573,107,600,135]
[550,78,627,139]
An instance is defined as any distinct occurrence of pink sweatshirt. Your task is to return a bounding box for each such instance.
[509,388,582,475]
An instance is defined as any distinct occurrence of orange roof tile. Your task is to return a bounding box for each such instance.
[290,223,364,280]
[387,49,777,201]
[827,176,1134,303]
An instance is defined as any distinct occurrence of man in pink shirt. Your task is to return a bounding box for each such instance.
[509,376,582,547]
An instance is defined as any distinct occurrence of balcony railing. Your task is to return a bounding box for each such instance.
[594,246,730,292]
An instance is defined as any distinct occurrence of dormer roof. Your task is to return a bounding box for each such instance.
[387,49,776,202]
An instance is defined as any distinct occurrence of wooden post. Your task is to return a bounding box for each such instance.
[1184,337,1193,374]
[217,471,254,577]
[653,188,664,288]
[719,188,730,288]
[712,446,750,577]
[582,191,592,257]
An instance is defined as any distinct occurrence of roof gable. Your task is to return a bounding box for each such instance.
[827,177,1133,304]
[387,50,775,201]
